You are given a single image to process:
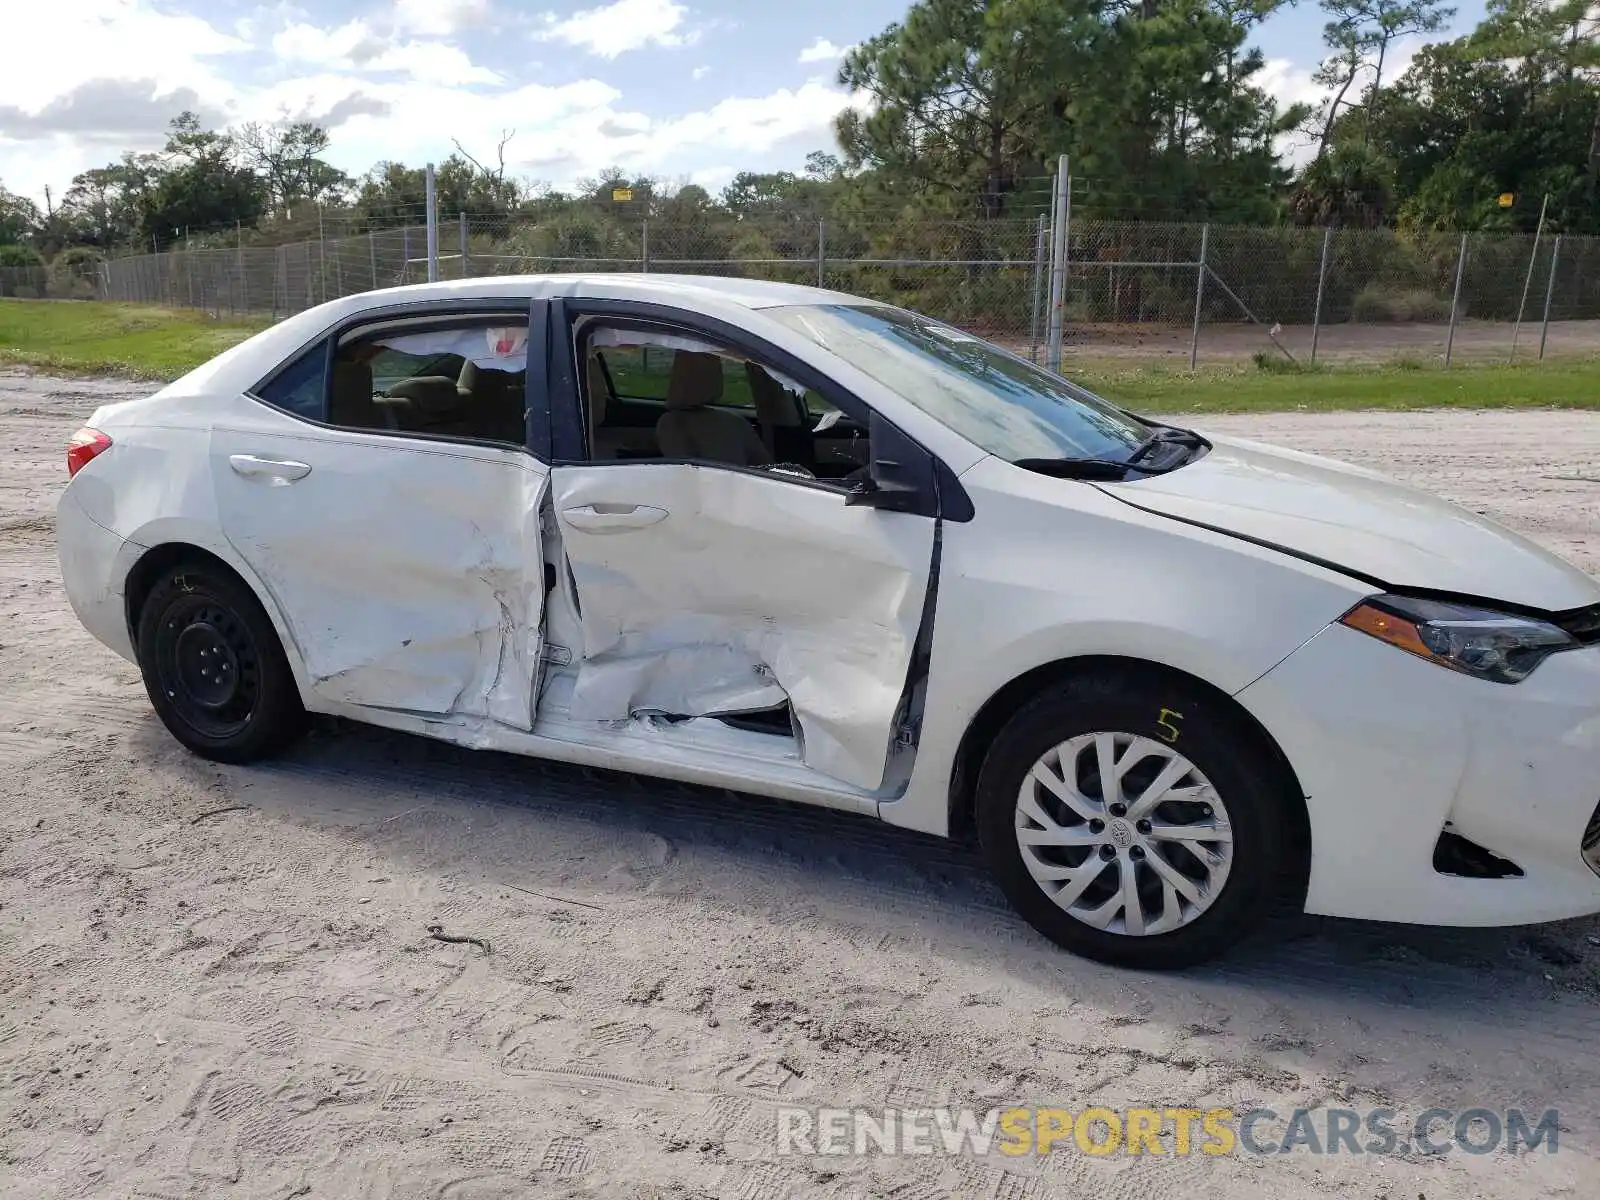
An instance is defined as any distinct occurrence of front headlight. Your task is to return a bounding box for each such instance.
[1340,593,1578,684]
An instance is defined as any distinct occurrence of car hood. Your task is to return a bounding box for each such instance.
[1094,433,1600,612]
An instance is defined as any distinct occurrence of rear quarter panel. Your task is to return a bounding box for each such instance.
[73,391,320,697]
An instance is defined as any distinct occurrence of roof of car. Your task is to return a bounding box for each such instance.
[345,273,880,311]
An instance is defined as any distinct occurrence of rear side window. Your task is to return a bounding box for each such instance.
[254,341,327,420]
[331,318,530,446]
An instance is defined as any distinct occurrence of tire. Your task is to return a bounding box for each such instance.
[976,668,1293,969]
[135,560,305,763]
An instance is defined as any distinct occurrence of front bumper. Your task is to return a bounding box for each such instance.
[56,488,138,664]
[1238,622,1600,926]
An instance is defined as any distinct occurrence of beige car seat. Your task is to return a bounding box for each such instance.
[585,353,630,459]
[386,375,467,434]
[745,362,808,461]
[655,351,770,467]
[457,358,526,443]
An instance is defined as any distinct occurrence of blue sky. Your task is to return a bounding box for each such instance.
[0,0,1486,206]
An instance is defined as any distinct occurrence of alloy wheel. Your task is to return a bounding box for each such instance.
[1014,731,1233,937]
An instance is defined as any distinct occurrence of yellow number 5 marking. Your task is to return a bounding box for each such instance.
[1157,708,1184,743]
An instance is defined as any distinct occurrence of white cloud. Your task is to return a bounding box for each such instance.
[365,42,503,85]
[272,20,382,67]
[394,0,491,36]
[271,19,501,85]
[692,66,710,80]
[1260,33,1447,169]
[617,80,857,162]
[537,0,695,59]
[0,0,852,205]
[0,0,243,116]
[688,165,737,190]
[797,37,850,64]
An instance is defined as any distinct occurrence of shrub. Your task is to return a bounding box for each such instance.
[51,245,104,271]
[48,246,105,299]
[1350,284,1451,323]
[0,243,43,268]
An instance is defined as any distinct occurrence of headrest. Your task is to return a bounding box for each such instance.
[664,351,724,411]
[332,357,372,389]
[745,362,802,427]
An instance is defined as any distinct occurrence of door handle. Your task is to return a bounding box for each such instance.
[229,454,312,485]
[560,503,668,532]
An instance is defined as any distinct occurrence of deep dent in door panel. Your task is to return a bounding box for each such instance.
[550,463,934,790]
[221,439,548,728]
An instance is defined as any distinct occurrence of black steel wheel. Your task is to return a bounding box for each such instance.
[135,561,304,762]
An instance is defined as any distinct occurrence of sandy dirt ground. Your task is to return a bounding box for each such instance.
[3,372,1600,1200]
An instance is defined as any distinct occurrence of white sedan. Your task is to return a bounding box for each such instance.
[56,275,1600,968]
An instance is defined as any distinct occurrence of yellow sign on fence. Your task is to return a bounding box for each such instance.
[612,187,634,203]
[1498,192,1515,208]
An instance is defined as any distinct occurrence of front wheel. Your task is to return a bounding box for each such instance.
[976,670,1294,969]
[135,561,305,763]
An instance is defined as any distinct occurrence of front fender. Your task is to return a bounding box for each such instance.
[882,457,1374,836]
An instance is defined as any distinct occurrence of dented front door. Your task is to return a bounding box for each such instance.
[212,414,548,728]
[548,462,935,790]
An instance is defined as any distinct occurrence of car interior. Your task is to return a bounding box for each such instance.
[527,325,885,747]
[579,325,871,479]
[329,324,529,445]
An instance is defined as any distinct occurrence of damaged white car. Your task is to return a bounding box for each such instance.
[57,275,1600,968]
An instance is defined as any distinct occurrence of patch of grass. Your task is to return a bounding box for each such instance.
[1249,351,1324,375]
[0,299,269,379]
[1073,357,1600,413]
[4,298,1597,416]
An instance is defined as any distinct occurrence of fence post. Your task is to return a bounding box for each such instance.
[1445,233,1467,367]
[425,164,439,283]
[1189,224,1209,370]
[1310,226,1332,363]
[641,219,650,273]
[1510,192,1549,362]
[274,244,286,320]
[369,231,378,290]
[1538,234,1561,361]
[459,211,470,279]
[233,221,244,316]
[1045,155,1069,372]
[313,204,326,304]
[1029,213,1047,363]
[817,219,826,289]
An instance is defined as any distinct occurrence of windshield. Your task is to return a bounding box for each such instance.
[765,304,1149,463]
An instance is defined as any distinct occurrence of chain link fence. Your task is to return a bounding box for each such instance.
[48,207,1600,369]
[1061,221,1600,366]
[0,257,107,301]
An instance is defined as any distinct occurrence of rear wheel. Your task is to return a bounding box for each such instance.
[135,562,305,762]
[976,670,1292,969]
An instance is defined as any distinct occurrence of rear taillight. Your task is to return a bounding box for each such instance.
[66,427,112,478]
